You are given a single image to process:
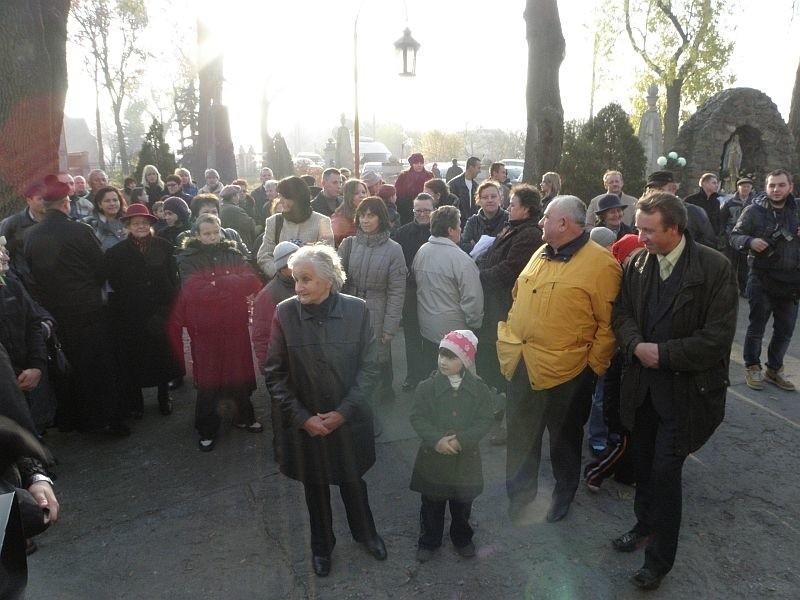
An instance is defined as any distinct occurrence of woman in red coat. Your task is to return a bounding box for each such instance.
[172,214,263,451]
[394,153,433,225]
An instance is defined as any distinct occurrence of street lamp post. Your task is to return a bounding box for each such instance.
[353,6,419,177]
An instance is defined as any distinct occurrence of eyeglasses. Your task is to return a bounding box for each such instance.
[413,209,432,214]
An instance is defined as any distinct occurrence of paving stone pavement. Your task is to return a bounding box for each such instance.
[27,301,800,598]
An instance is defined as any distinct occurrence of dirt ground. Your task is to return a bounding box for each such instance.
[27,297,800,599]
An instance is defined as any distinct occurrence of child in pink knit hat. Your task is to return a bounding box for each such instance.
[409,330,495,563]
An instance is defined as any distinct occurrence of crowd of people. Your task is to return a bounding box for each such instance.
[1,156,797,593]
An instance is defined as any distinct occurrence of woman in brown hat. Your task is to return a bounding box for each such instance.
[105,203,184,417]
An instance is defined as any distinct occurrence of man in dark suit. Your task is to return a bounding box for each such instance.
[612,192,737,590]
[24,176,128,436]
[448,157,481,226]
[251,167,275,220]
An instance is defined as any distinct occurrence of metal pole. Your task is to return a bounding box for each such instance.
[353,9,361,177]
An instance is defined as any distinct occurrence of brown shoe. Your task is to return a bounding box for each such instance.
[765,367,796,391]
[745,365,764,390]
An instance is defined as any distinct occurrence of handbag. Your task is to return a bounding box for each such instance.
[48,332,72,375]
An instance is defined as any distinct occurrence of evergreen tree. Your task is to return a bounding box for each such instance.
[134,119,177,183]
[267,132,294,179]
[559,103,646,203]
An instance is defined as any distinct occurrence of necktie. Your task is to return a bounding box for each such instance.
[659,257,671,280]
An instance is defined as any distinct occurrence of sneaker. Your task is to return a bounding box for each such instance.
[765,367,796,391]
[233,421,264,433]
[416,547,434,563]
[745,365,764,390]
[198,438,215,452]
[590,445,607,457]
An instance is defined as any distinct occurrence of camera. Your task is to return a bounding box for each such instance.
[764,224,793,257]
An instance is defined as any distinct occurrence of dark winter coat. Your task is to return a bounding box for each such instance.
[0,276,47,373]
[23,209,105,319]
[175,226,250,260]
[730,193,800,278]
[447,174,478,225]
[612,235,737,456]
[460,208,509,251]
[157,221,191,248]
[173,239,262,390]
[685,190,722,235]
[105,235,184,387]
[264,293,379,484]
[145,184,165,207]
[392,221,430,269]
[409,370,494,501]
[395,168,434,224]
[310,192,341,217]
[0,208,38,281]
[719,194,750,236]
[220,201,257,249]
[477,218,543,333]
[684,202,718,249]
[251,185,269,222]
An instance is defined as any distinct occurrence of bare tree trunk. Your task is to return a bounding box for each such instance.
[260,91,272,169]
[523,0,566,184]
[0,0,70,217]
[789,58,800,175]
[663,79,683,153]
[94,59,106,170]
[113,100,129,174]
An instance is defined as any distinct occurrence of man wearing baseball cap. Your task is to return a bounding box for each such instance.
[719,177,755,295]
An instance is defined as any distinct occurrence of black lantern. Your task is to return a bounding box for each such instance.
[394,27,420,77]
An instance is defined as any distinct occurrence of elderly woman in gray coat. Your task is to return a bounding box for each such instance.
[338,197,407,403]
[264,244,386,577]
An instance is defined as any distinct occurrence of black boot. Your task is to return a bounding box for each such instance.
[157,384,173,415]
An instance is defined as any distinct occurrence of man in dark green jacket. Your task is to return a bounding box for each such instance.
[611,192,737,591]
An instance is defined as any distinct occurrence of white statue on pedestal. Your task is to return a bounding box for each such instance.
[638,84,663,175]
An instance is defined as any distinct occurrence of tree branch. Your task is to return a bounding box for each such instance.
[624,0,664,76]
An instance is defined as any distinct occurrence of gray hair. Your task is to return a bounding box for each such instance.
[288,243,346,293]
[264,179,279,191]
[548,195,586,227]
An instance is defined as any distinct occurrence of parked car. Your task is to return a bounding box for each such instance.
[501,159,524,167]
[361,161,384,177]
[294,152,325,167]
[505,165,523,183]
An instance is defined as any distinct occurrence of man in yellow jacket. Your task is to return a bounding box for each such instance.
[498,195,621,523]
